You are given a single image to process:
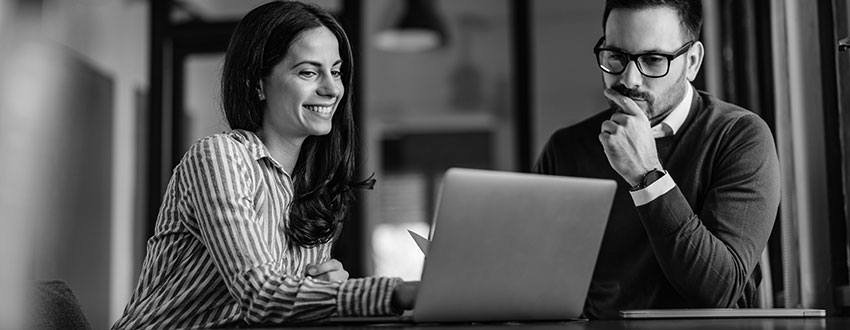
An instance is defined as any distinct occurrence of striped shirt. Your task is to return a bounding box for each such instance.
[112,130,401,330]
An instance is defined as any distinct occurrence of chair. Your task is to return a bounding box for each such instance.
[34,280,92,330]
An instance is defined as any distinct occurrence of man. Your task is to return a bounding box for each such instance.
[535,0,780,319]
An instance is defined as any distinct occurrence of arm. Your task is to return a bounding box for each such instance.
[180,136,401,323]
[600,90,780,306]
[636,115,780,307]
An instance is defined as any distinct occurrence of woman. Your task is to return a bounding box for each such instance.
[112,2,414,329]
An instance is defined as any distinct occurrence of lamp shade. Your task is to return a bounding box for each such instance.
[374,0,448,52]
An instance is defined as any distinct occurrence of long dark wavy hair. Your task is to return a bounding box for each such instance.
[221,1,373,247]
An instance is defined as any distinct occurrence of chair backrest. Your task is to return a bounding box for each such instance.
[34,280,93,330]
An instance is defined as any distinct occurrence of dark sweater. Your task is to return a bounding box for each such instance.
[535,90,780,319]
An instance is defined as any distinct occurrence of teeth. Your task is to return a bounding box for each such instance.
[305,105,333,115]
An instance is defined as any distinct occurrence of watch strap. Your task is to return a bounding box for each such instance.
[630,168,666,191]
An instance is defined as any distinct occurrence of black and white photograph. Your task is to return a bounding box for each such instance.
[1,0,849,329]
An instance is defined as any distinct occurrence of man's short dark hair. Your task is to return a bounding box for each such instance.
[603,0,703,41]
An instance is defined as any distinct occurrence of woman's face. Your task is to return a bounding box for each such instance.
[260,26,343,138]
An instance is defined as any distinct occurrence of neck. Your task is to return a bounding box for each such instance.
[258,126,306,175]
[650,108,674,127]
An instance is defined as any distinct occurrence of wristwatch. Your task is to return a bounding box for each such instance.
[630,168,666,191]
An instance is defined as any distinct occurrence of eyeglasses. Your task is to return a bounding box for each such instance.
[593,37,694,78]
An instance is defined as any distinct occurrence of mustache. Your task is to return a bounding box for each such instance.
[611,85,654,103]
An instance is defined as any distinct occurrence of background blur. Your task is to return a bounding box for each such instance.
[1,0,848,329]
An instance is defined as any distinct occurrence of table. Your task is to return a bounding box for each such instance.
[223,317,850,330]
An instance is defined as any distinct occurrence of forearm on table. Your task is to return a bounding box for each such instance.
[232,268,402,323]
[636,186,775,307]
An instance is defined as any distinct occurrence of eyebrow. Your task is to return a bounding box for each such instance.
[604,45,673,54]
[291,59,343,69]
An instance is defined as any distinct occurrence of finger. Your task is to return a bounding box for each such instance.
[598,132,613,151]
[313,269,349,282]
[305,263,319,276]
[603,88,644,118]
[307,259,344,276]
[600,120,619,135]
[610,113,630,125]
[326,269,349,282]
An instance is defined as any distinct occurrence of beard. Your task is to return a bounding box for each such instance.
[607,69,689,122]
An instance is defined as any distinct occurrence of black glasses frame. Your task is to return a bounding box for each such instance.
[593,37,695,78]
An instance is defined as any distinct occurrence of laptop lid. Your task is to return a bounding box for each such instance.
[412,168,616,323]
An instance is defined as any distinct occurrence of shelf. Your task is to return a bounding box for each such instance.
[368,111,500,136]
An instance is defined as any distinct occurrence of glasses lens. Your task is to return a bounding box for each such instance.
[637,55,670,77]
[598,50,627,74]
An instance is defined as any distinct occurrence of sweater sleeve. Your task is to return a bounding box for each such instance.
[635,114,780,307]
[180,136,401,324]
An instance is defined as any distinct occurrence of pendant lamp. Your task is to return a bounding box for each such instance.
[374,0,448,52]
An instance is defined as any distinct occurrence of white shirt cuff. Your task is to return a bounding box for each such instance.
[629,172,676,206]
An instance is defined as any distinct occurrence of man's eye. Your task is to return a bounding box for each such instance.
[642,55,666,65]
[608,53,627,62]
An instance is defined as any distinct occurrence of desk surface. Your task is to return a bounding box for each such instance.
[223,317,850,330]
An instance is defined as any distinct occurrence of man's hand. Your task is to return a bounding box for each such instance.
[599,88,663,187]
[391,281,419,312]
[305,259,349,282]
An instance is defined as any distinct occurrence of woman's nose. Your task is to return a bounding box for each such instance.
[317,74,341,97]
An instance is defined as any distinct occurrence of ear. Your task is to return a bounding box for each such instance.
[685,41,705,82]
[256,80,265,100]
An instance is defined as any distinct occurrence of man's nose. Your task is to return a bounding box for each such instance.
[618,60,643,89]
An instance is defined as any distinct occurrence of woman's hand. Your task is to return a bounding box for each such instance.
[305,259,349,282]
[391,281,419,311]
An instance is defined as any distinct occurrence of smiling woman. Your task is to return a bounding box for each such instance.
[111,2,415,330]
[259,27,344,154]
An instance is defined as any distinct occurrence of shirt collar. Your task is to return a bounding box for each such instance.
[652,83,693,137]
[232,129,287,172]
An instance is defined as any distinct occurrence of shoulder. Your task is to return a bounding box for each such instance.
[699,92,774,143]
[536,110,612,174]
[696,92,777,170]
[545,110,613,150]
[181,131,255,169]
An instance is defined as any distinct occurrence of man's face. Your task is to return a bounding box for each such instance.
[602,7,693,121]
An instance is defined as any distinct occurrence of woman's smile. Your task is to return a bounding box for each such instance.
[304,103,335,116]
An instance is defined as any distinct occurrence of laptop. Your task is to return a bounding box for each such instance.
[619,308,826,319]
[330,168,617,324]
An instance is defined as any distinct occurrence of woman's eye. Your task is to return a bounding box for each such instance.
[299,71,318,78]
[331,70,342,78]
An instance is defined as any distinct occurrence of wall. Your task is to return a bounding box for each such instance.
[41,0,149,328]
[30,50,114,330]
[780,0,833,309]
[0,5,65,328]
[532,0,607,156]
[181,54,228,154]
